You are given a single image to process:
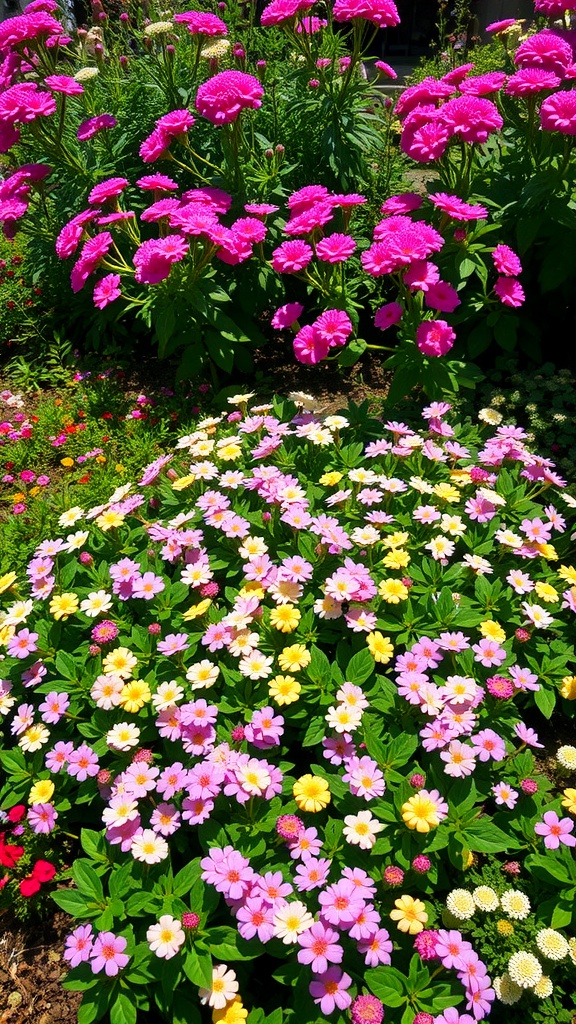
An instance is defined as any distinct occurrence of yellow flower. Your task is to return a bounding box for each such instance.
[450,468,472,486]
[401,793,442,833]
[535,543,557,561]
[433,483,461,503]
[102,646,138,680]
[115,464,125,473]
[182,598,212,621]
[560,676,576,700]
[558,564,576,586]
[366,631,394,664]
[268,675,301,706]
[119,679,151,713]
[561,788,576,815]
[238,582,265,600]
[269,604,301,633]
[0,571,17,594]
[278,644,311,672]
[29,779,55,805]
[479,620,506,644]
[60,457,75,468]
[0,623,15,646]
[217,443,242,460]
[95,509,125,531]
[319,471,343,486]
[29,486,40,497]
[293,774,330,812]
[378,579,409,603]
[390,895,428,934]
[172,474,195,490]
[49,592,79,620]
[95,455,106,465]
[496,919,515,937]
[382,549,411,571]
[383,531,410,549]
[12,491,26,503]
[213,997,248,1024]
[534,581,559,603]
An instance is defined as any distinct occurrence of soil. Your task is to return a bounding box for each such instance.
[0,912,81,1024]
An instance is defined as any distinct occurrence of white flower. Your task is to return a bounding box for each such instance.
[131,829,169,864]
[80,591,113,617]
[462,554,493,575]
[58,506,84,527]
[75,67,99,81]
[478,408,503,425]
[151,680,184,712]
[199,965,239,1009]
[3,600,33,627]
[446,889,475,920]
[272,901,314,943]
[425,535,456,561]
[493,973,523,1005]
[500,889,531,920]
[106,722,141,751]
[343,810,384,849]
[557,744,576,771]
[521,602,554,629]
[186,660,220,690]
[146,915,185,959]
[227,392,256,405]
[236,760,272,796]
[144,20,174,34]
[324,703,364,733]
[507,950,542,989]
[472,886,499,912]
[536,929,569,961]
[64,530,90,551]
[238,651,274,680]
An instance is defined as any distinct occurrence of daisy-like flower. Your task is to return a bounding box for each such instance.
[58,507,84,527]
[343,810,384,849]
[102,647,138,679]
[401,789,448,832]
[507,950,542,989]
[389,895,428,934]
[425,536,456,561]
[131,829,169,864]
[446,889,476,920]
[146,916,185,959]
[557,745,576,771]
[49,593,79,620]
[378,579,409,603]
[325,704,364,733]
[366,632,394,663]
[186,660,220,690]
[293,774,331,812]
[521,602,554,629]
[151,680,185,711]
[119,679,151,713]
[268,675,301,705]
[277,644,311,672]
[273,901,314,943]
[269,604,301,632]
[238,651,274,680]
[534,810,576,849]
[20,724,50,752]
[199,965,239,1009]
[28,779,55,805]
[561,788,576,814]
[500,889,531,920]
[106,722,141,751]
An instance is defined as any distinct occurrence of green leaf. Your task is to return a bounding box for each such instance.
[308,645,331,686]
[72,859,104,901]
[173,858,201,897]
[55,650,78,680]
[109,993,137,1024]
[51,889,94,917]
[183,948,212,988]
[460,820,521,854]
[302,717,327,748]
[80,829,108,864]
[345,648,375,685]
[365,966,407,1007]
[534,685,556,719]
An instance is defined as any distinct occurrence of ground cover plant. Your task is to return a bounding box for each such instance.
[3,0,576,399]
[1,392,576,1024]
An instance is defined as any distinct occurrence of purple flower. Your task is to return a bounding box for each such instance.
[63,924,94,967]
[28,802,57,834]
[157,632,190,656]
[309,967,352,1015]
[297,921,343,974]
[514,722,544,748]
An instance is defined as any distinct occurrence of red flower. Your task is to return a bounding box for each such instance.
[7,804,26,823]
[0,835,25,867]
[20,877,41,897]
[32,859,56,882]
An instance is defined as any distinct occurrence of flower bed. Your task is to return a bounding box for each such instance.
[1,394,575,1024]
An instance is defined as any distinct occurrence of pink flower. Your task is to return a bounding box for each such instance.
[429,192,488,221]
[374,301,402,329]
[494,276,525,307]
[316,233,356,263]
[514,30,573,77]
[425,281,460,313]
[90,932,130,976]
[540,91,576,134]
[313,308,352,348]
[459,71,506,96]
[402,119,451,162]
[534,811,576,849]
[93,273,121,310]
[470,729,506,762]
[293,324,328,364]
[492,782,518,808]
[416,319,456,357]
[133,237,189,284]
[195,70,263,125]
[358,927,393,966]
[63,924,94,967]
[438,95,503,144]
[139,130,170,163]
[492,244,522,276]
[88,177,129,206]
[309,967,353,1015]
[404,260,440,291]
[136,173,178,192]
[374,60,397,79]
[260,0,313,27]
[396,79,454,117]
[174,10,228,34]
[505,67,561,95]
[271,302,303,328]
[156,108,195,136]
[486,18,517,32]
[44,74,84,96]
[77,113,116,140]
[332,0,400,27]
[70,232,114,293]
[272,239,313,273]
[298,922,343,973]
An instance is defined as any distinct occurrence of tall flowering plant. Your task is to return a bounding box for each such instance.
[1,394,576,1022]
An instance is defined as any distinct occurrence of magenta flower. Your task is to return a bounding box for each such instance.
[88,177,128,206]
[90,931,130,976]
[67,744,99,782]
[316,233,356,263]
[93,273,121,310]
[416,319,456,357]
[309,967,353,1015]
[195,70,263,125]
[77,113,116,141]
[28,802,57,834]
[535,811,576,849]
[494,276,525,307]
[271,302,304,328]
[374,301,403,330]
[271,240,313,273]
[7,628,38,659]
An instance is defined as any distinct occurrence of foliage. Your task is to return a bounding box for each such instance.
[0,394,575,1023]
